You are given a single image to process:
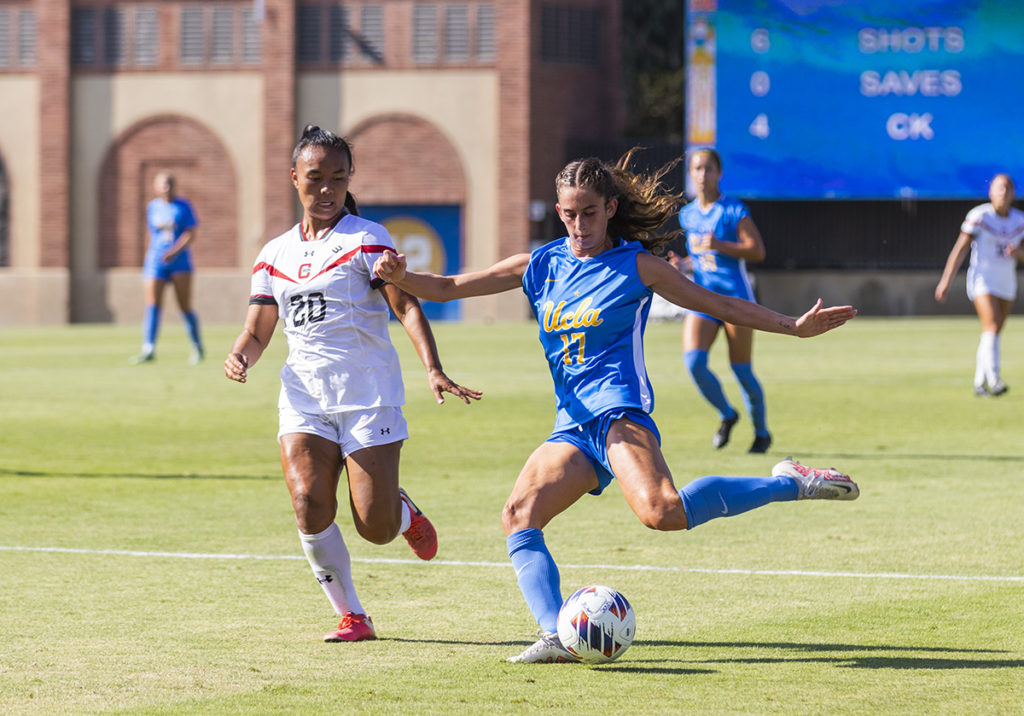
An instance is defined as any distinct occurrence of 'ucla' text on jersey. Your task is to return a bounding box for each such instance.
[522,238,654,430]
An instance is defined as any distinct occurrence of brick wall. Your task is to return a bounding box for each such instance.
[496,0,531,259]
[37,0,71,268]
[528,0,623,213]
[347,113,466,205]
[263,0,298,241]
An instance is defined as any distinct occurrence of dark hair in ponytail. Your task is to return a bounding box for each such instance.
[292,124,359,216]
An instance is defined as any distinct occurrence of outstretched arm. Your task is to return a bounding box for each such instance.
[374,250,530,301]
[381,283,483,405]
[637,252,856,337]
[935,231,972,303]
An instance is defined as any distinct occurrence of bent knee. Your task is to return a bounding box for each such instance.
[290,490,337,530]
[634,500,686,532]
[355,519,401,545]
[502,497,536,535]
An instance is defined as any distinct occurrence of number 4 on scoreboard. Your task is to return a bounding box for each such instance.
[749,113,770,139]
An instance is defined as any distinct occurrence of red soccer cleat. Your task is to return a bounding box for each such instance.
[399,487,438,560]
[323,612,376,642]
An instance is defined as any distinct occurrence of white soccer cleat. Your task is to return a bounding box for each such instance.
[772,458,859,501]
[507,631,580,664]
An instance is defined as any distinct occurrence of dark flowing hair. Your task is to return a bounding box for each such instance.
[292,124,359,216]
[555,148,683,253]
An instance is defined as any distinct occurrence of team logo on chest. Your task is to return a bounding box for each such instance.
[541,297,603,332]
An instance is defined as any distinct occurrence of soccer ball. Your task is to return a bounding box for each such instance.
[556,585,636,663]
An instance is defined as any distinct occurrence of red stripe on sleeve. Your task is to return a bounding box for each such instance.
[252,261,297,283]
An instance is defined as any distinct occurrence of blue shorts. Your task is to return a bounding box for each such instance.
[143,248,193,281]
[548,409,661,496]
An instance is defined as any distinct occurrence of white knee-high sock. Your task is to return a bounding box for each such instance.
[979,331,1000,386]
[975,335,987,388]
[399,499,412,534]
[299,523,364,616]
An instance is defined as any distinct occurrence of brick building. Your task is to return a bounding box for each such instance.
[0,0,622,324]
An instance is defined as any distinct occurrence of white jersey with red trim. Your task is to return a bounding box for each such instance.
[963,203,1024,301]
[250,213,404,414]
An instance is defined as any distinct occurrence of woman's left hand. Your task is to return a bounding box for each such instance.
[427,369,483,405]
[793,299,858,337]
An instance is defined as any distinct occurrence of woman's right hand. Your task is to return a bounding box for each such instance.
[224,352,249,383]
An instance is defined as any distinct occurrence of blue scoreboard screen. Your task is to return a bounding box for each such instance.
[685,0,1024,199]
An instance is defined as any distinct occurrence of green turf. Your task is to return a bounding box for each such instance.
[1,318,1022,714]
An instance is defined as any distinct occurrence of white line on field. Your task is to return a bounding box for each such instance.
[2,545,1022,583]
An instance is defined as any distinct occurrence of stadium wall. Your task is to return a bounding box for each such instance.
[0,0,623,326]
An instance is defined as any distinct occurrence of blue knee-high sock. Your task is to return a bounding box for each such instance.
[142,305,161,352]
[678,475,798,529]
[182,310,202,349]
[684,350,736,420]
[731,362,768,437]
[507,528,562,634]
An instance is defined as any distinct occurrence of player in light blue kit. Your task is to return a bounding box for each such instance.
[131,171,204,364]
[679,148,770,452]
[373,150,859,664]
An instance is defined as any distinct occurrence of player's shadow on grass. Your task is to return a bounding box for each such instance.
[385,639,718,674]
[786,451,1024,463]
[643,640,1022,671]
[0,468,278,481]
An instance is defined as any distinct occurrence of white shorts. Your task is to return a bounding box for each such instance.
[278,405,408,457]
[967,267,1016,302]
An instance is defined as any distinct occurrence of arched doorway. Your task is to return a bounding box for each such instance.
[347,114,466,319]
[97,115,237,269]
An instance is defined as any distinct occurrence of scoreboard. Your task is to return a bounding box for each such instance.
[685,0,1024,199]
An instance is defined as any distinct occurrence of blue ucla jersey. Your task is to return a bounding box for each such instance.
[146,197,198,257]
[679,194,754,299]
[522,238,654,430]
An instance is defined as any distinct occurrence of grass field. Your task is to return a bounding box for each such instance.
[1,317,1022,714]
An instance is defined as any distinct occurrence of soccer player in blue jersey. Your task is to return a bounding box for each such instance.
[373,150,859,664]
[679,148,770,452]
[131,172,204,364]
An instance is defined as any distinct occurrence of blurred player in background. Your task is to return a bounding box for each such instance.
[679,148,771,452]
[131,171,204,364]
[935,173,1024,396]
[374,150,859,664]
[224,125,480,643]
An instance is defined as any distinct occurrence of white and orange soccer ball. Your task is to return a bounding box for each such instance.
[556,585,636,663]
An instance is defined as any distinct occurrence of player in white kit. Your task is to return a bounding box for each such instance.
[936,174,1024,396]
[224,126,481,642]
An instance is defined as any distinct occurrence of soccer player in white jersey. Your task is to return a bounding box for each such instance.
[936,173,1024,396]
[224,126,481,642]
[374,150,859,663]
